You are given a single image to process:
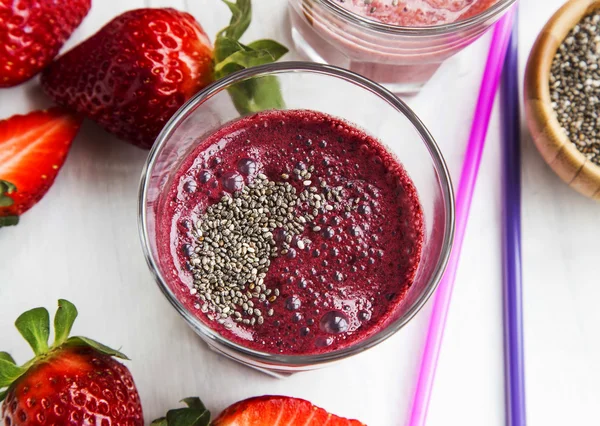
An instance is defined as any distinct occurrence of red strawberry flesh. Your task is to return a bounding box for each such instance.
[0,0,91,87]
[213,395,366,426]
[0,108,81,219]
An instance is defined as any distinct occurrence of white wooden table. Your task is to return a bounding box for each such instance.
[1,1,599,425]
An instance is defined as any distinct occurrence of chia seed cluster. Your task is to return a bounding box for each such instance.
[187,168,343,327]
[550,11,600,166]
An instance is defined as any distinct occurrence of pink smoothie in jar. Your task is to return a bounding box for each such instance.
[288,0,514,92]
[332,0,499,26]
[157,109,424,355]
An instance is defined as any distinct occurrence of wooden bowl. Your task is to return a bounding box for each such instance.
[524,0,600,200]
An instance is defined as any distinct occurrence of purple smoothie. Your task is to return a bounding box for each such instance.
[157,110,424,355]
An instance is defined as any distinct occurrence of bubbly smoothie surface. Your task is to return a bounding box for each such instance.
[158,110,424,355]
[332,0,501,26]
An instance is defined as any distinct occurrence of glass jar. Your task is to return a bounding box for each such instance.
[139,62,454,377]
[288,0,516,93]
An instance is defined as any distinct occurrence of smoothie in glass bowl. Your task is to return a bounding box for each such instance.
[288,0,515,93]
[159,109,425,355]
[139,63,454,375]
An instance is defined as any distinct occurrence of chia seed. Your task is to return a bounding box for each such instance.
[550,11,600,166]
[186,170,342,326]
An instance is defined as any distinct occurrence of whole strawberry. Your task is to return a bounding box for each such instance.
[41,0,288,149]
[0,0,91,87]
[41,8,212,150]
[0,300,143,425]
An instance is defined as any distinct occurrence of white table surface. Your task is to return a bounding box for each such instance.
[1,1,599,425]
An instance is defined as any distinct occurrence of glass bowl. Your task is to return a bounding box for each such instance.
[288,0,516,93]
[139,62,455,377]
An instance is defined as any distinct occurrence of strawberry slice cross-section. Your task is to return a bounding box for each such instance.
[153,395,366,426]
[0,107,82,227]
[213,396,366,426]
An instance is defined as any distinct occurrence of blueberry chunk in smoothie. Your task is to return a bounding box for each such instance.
[158,110,424,355]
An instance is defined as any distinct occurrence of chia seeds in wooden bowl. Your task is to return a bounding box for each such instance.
[525,0,600,200]
[550,11,600,166]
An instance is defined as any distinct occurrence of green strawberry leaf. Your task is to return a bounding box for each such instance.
[181,397,207,411]
[0,180,16,208]
[53,299,78,347]
[247,75,285,110]
[67,336,129,360]
[214,43,288,75]
[0,352,17,401]
[0,196,13,207]
[152,397,211,426]
[214,37,250,64]
[246,39,289,58]
[0,357,26,388]
[214,41,288,115]
[218,0,252,41]
[15,307,50,356]
[0,352,16,365]
[0,180,16,192]
[0,180,15,191]
[166,408,210,426]
[0,216,19,227]
[213,0,289,116]
[229,75,285,114]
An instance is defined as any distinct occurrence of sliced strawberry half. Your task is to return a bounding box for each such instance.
[153,395,366,426]
[213,396,366,426]
[0,108,82,227]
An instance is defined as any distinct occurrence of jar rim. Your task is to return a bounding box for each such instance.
[315,0,516,35]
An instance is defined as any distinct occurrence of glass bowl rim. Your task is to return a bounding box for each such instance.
[138,61,455,367]
[308,0,516,35]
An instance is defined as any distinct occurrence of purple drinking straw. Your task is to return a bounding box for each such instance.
[501,9,527,426]
[408,9,515,426]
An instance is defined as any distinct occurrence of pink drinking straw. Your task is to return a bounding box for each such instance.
[408,8,516,426]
